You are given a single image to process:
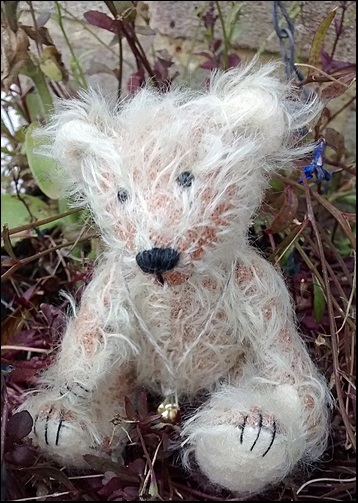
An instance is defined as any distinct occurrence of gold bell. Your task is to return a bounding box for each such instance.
[157,401,180,423]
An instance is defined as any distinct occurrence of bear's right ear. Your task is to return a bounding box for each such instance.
[52,118,104,168]
[35,89,121,196]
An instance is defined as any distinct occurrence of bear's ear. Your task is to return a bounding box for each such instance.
[35,89,120,197]
[53,119,103,166]
[208,62,321,157]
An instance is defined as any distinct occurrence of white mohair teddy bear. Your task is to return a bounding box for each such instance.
[20,61,331,497]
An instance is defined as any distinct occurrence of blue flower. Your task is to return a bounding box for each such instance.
[299,139,332,183]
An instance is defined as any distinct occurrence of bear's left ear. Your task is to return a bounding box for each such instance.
[209,62,321,157]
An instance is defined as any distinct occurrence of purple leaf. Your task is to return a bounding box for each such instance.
[5,444,35,466]
[40,303,65,332]
[84,11,119,34]
[212,39,222,52]
[122,486,140,500]
[321,50,356,73]
[98,475,123,499]
[200,59,219,70]
[202,9,218,30]
[6,410,33,443]
[127,70,145,94]
[127,458,146,477]
[109,489,126,500]
[227,53,241,69]
[154,57,173,82]
[20,283,38,303]
[8,361,43,385]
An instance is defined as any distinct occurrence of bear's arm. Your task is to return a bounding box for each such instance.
[235,252,328,404]
[40,256,137,403]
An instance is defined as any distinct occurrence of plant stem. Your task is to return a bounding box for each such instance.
[215,1,228,69]
[302,175,356,451]
[295,242,355,331]
[330,2,347,61]
[27,0,42,57]
[54,1,88,89]
[1,207,81,238]
[117,26,123,100]
[1,232,98,282]
[120,20,159,85]
[60,5,118,56]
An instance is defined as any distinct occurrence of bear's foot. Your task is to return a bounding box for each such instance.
[19,393,105,467]
[182,385,306,495]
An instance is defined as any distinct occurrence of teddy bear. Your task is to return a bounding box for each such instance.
[19,61,331,497]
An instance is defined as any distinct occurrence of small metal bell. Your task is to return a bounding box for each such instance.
[157,401,180,423]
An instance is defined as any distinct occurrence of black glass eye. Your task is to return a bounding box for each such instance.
[117,188,129,203]
[176,171,194,188]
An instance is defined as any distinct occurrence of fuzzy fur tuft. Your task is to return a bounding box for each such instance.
[19,61,330,496]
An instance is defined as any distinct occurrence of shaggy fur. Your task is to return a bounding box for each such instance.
[19,61,331,496]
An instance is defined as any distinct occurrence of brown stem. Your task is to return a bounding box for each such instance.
[328,96,356,124]
[302,176,356,451]
[1,233,98,282]
[1,208,81,238]
[330,2,347,61]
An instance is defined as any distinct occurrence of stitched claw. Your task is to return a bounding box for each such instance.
[262,420,277,457]
[250,413,263,451]
[239,415,248,444]
[59,382,91,401]
[236,412,277,456]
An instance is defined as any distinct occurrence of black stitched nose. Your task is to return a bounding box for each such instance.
[136,247,180,274]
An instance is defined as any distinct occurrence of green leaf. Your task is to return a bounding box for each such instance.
[25,91,44,124]
[308,9,337,76]
[39,46,68,82]
[19,60,53,117]
[313,276,326,323]
[270,177,285,192]
[1,194,58,243]
[57,198,88,231]
[341,194,356,207]
[3,1,20,32]
[24,123,60,200]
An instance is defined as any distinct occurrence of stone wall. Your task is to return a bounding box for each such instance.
[24,1,356,80]
[18,1,356,152]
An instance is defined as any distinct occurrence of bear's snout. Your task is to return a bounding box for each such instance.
[136,247,180,274]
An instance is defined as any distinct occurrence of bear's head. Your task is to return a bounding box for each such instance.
[39,62,321,285]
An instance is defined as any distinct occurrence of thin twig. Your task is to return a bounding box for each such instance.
[10,492,72,502]
[1,233,98,282]
[294,63,353,88]
[1,345,50,354]
[1,208,81,238]
[215,1,229,69]
[302,175,356,451]
[54,1,88,89]
[330,1,348,60]
[296,476,356,495]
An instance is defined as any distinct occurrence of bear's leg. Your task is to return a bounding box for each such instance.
[181,380,328,496]
[21,365,136,468]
